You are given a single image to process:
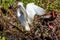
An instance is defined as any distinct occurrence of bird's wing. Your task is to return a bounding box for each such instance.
[18,15,30,31]
[19,15,26,26]
[26,3,45,16]
[33,4,46,15]
[26,3,36,19]
[17,9,30,31]
[17,8,26,26]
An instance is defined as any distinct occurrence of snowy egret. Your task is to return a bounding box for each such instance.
[17,2,30,31]
[17,2,46,31]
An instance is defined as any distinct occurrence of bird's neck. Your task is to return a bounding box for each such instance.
[17,8,21,17]
[17,6,28,21]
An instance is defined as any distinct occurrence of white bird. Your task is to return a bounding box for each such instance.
[17,2,30,31]
[17,2,46,31]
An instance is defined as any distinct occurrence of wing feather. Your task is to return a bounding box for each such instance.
[26,3,46,16]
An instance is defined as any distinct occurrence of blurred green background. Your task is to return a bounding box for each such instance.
[0,0,60,11]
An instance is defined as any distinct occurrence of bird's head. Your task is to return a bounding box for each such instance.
[17,2,24,7]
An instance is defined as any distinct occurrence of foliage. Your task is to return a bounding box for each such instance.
[0,0,59,11]
[0,0,15,9]
[1,36,5,40]
[19,0,59,11]
[0,0,60,40]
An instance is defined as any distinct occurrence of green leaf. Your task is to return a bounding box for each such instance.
[2,0,5,3]
[1,36,5,40]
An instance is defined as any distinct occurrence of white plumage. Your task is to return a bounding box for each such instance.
[17,2,46,31]
[17,2,30,31]
[26,3,46,24]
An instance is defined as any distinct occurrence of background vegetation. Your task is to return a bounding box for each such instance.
[0,0,60,40]
[0,0,60,10]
